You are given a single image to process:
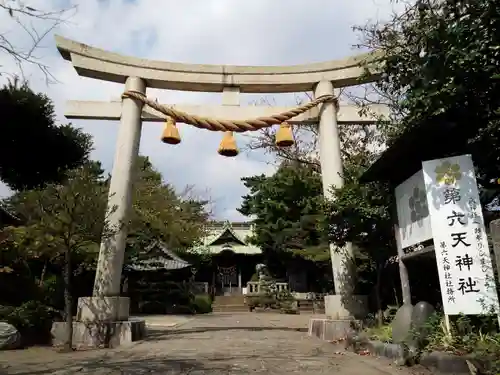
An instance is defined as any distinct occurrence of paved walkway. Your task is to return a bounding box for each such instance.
[0,313,432,374]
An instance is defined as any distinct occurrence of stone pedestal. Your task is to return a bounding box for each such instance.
[51,296,145,349]
[76,296,130,322]
[308,318,357,342]
[324,294,368,320]
[51,318,146,349]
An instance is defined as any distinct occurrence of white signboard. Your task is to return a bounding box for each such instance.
[422,154,499,316]
[395,170,433,249]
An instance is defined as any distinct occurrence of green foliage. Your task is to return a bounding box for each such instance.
[132,279,212,315]
[192,294,213,314]
[2,163,109,263]
[365,324,393,344]
[239,162,328,261]
[0,300,58,345]
[418,313,500,374]
[0,152,210,325]
[126,156,210,263]
[0,79,92,191]
[358,0,500,205]
[1,163,111,349]
[323,166,392,253]
[246,276,296,313]
[1,155,210,271]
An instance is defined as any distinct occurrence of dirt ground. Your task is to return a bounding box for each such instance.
[0,313,433,375]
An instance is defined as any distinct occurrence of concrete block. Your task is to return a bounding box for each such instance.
[366,341,406,363]
[76,296,130,322]
[324,294,368,320]
[51,318,146,349]
[420,351,472,375]
[307,318,355,341]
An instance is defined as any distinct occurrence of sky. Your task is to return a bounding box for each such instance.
[0,0,403,221]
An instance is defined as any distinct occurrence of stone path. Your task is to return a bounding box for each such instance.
[0,313,432,375]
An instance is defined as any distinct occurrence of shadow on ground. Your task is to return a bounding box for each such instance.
[144,326,308,341]
[2,350,302,375]
[2,356,231,375]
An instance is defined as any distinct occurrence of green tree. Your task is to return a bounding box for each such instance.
[126,156,210,262]
[0,79,92,191]
[356,0,500,206]
[239,162,329,262]
[2,163,110,351]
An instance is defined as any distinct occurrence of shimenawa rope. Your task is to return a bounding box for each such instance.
[121,90,337,133]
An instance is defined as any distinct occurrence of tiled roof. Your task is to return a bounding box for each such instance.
[195,221,262,255]
[126,241,191,271]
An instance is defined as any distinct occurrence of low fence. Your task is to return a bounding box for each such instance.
[245,281,289,295]
[245,282,327,301]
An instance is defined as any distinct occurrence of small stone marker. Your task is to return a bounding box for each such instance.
[391,304,413,343]
[409,301,435,348]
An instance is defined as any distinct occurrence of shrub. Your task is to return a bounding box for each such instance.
[191,294,212,314]
[365,324,393,343]
[0,300,58,345]
[412,313,500,374]
[246,295,278,309]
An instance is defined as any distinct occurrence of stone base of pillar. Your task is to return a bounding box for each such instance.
[51,296,146,349]
[76,296,130,322]
[308,318,358,342]
[324,294,368,320]
[51,318,146,349]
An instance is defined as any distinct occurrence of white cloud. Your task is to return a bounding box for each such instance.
[0,0,403,220]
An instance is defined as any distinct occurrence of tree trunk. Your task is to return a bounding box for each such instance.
[62,247,73,352]
[375,263,384,327]
[390,275,399,306]
[38,259,48,287]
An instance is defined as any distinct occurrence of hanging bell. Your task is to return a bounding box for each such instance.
[160,117,181,145]
[275,122,295,147]
[217,131,239,157]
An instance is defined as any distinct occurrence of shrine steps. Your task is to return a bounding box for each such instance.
[212,295,249,313]
[297,299,325,314]
[212,304,250,312]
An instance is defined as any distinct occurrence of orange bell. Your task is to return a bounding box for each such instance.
[217,131,239,157]
[161,117,181,145]
[275,122,294,147]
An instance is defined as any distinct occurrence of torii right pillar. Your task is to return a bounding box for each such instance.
[314,80,368,320]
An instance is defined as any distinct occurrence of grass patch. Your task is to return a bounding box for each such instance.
[365,324,393,343]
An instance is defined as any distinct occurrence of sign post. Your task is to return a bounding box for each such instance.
[422,154,500,329]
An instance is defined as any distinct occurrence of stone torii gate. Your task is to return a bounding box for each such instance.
[53,35,384,346]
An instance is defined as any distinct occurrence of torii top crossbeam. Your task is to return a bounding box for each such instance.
[54,35,381,93]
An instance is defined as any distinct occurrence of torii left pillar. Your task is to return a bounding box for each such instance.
[52,77,147,348]
[315,80,368,320]
[93,77,145,299]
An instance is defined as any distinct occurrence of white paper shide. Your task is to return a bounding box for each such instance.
[422,154,499,315]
